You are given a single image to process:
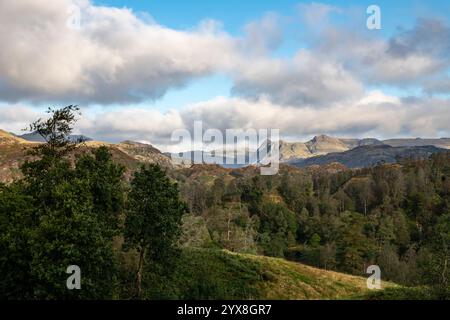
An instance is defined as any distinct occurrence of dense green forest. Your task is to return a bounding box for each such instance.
[0,107,449,299]
[175,153,450,298]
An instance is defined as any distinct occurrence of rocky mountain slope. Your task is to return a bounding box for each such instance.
[269,135,449,163]
[271,135,383,162]
[289,145,447,168]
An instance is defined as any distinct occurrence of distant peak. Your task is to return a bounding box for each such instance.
[309,134,340,143]
[313,134,332,140]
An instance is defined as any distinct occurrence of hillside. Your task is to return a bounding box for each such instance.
[0,130,36,183]
[383,138,450,149]
[0,129,32,145]
[289,145,447,168]
[139,248,396,300]
[115,141,173,168]
[0,136,173,184]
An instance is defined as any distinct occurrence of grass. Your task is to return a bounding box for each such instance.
[234,252,397,300]
[140,248,399,300]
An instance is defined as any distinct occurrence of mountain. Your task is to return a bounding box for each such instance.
[3,127,450,175]
[305,134,349,155]
[266,135,383,162]
[173,134,450,167]
[340,138,384,149]
[278,140,312,161]
[167,150,244,168]
[289,144,447,168]
[383,138,450,149]
[19,131,93,143]
[0,133,174,184]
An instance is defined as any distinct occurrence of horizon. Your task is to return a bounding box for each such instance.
[5,127,450,154]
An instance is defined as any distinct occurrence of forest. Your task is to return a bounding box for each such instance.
[176,155,450,297]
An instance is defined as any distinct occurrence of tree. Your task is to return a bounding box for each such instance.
[257,202,297,257]
[0,183,34,299]
[1,106,124,299]
[419,214,450,298]
[124,164,187,299]
[75,147,126,236]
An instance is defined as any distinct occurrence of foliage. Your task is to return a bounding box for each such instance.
[124,164,187,298]
[0,107,125,299]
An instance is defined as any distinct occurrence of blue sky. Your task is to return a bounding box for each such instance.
[97,0,446,33]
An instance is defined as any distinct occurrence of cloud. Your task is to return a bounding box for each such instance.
[0,104,40,132]
[298,2,341,30]
[241,12,283,55]
[230,49,365,107]
[3,91,450,151]
[77,108,184,144]
[315,18,450,89]
[0,0,237,104]
[2,1,449,107]
[89,93,450,146]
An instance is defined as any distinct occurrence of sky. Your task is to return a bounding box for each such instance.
[1,0,450,151]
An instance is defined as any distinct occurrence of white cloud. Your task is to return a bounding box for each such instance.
[241,12,283,55]
[231,49,365,107]
[0,0,237,104]
[0,104,41,132]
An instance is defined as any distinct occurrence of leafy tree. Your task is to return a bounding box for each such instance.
[124,164,187,299]
[0,183,34,299]
[257,202,297,257]
[420,214,450,298]
[75,147,126,236]
[1,106,123,299]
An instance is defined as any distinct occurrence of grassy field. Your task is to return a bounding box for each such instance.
[139,248,398,300]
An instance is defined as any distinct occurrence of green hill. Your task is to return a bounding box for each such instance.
[138,248,398,300]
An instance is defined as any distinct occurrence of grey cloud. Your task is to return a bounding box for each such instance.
[423,76,450,95]
[388,19,450,59]
[316,19,450,88]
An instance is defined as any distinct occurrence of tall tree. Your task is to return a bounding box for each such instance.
[124,164,187,299]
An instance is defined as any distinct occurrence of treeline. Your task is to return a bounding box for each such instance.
[0,107,186,299]
[175,155,450,298]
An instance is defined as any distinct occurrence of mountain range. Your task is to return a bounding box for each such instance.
[289,144,447,168]
[277,135,450,161]
[1,129,450,181]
